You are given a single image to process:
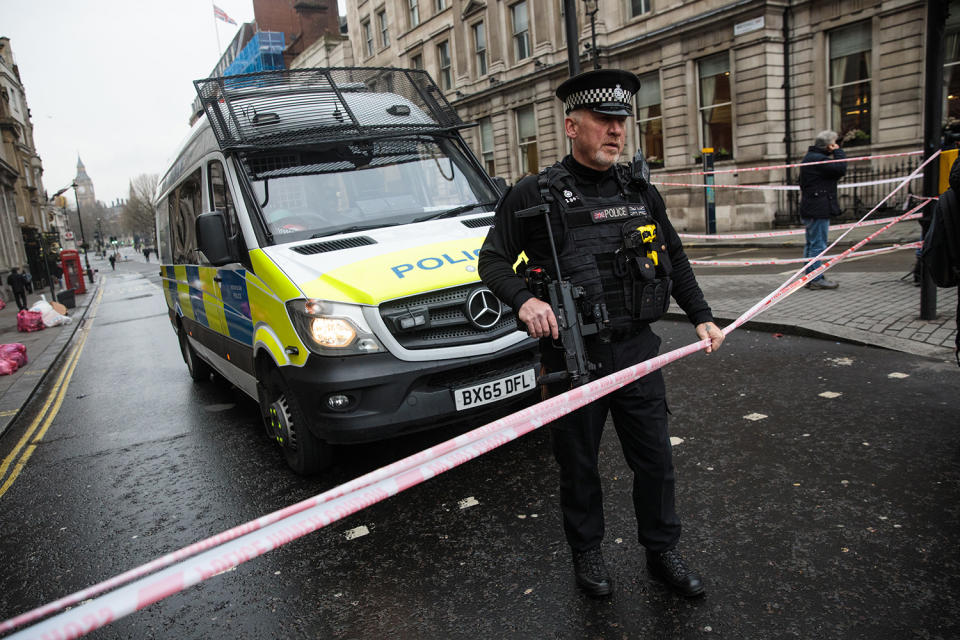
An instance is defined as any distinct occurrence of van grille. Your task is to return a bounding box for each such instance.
[380,284,519,349]
[292,236,376,254]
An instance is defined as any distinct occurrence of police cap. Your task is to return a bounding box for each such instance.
[555,69,641,116]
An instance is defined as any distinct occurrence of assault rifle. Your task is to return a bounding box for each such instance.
[514,201,609,387]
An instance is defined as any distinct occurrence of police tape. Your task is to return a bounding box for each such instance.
[688,241,922,267]
[2,150,941,639]
[658,149,923,178]
[677,212,922,241]
[3,339,711,640]
[653,174,923,191]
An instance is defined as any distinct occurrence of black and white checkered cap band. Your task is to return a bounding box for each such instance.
[564,84,633,111]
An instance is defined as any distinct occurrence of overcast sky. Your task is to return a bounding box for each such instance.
[3,0,342,208]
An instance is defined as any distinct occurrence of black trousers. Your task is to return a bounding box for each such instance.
[544,327,681,553]
[13,290,27,311]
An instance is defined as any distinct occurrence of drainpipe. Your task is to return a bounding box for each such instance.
[783,5,794,222]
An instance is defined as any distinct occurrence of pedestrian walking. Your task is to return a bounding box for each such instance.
[6,267,29,311]
[109,254,116,270]
[143,248,150,262]
[799,130,847,290]
[479,69,724,599]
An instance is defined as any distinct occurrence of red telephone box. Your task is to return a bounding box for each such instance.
[61,249,86,294]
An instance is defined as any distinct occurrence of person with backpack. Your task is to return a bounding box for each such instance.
[6,267,28,311]
[921,154,960,365]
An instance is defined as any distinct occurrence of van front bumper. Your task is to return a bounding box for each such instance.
[282,340,541,444]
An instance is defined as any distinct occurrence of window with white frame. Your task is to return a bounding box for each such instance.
[636,72,663,167]
[630,0,650,18]
[479,117,495,175]
[437,41,452,90]
[473,22,487,76]
[829,21,872,147]
[378,9,389,48]
[363,20,373,57]
[945,1,960,128]
[512,1,531,62]
[516,105,538,175]
[436,0,447,11]
[409,0,420,27]
[697,53,733,159]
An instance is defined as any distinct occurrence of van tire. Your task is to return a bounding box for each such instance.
[260,368,332,475]
[179,326,213,382]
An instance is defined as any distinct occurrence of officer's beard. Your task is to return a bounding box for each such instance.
[593,145,621,170]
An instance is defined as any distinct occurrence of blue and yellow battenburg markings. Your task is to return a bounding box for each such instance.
[162,264,254,345]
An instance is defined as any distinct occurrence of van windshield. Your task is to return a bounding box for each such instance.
[245,136,498,243]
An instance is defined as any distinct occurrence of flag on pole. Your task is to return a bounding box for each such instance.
[213,5,237,24]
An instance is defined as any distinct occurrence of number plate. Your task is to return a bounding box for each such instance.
[454,368,537,411]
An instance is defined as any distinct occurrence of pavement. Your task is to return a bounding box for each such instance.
[0,225,956,440]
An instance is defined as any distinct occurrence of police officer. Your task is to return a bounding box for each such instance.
[478,69,723,598]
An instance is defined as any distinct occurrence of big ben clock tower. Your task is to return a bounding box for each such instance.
[74,156,96,212]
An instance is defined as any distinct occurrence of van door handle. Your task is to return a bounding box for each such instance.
[213,276,223,283]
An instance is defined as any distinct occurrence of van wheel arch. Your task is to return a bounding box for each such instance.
[256,355,332,475]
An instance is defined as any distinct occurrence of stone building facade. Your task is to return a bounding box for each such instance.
[337,0,943,231]
[0,36,53,293]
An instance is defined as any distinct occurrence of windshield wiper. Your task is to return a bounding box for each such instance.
[413,200,498,223]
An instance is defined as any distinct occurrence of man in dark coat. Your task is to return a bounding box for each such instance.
[6,267,28,310]
[799,130,847,289]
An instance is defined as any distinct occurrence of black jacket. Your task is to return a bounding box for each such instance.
[478,155,713,327]
[798,146,847,219]
[6,272,26,293]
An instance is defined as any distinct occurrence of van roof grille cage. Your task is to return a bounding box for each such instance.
[194,68,467,152]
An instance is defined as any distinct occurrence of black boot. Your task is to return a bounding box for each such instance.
[646,548,705,597]
[572,547,613,597]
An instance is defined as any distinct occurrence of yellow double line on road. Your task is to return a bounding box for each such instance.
[0,286,103,499]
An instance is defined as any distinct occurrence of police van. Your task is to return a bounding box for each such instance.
[155,68,538,474]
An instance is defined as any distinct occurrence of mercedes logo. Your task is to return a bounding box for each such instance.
[465,288,502,330]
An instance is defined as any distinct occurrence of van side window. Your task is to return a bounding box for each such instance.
[208,160,241,239]
[169,168,202,264]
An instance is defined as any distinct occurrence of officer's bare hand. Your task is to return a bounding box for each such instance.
[695,321,724,354]
[518,298,559,340]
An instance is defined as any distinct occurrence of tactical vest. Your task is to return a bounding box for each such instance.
[535,162,674,333]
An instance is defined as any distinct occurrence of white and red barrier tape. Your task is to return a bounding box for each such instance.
[0,150,940,640]
[678,212,922,241]
[658,149,923,178]
[689,241,922,267]
[653,174,923,191]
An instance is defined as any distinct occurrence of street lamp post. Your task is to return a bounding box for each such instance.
[70,182,94,283]
[583,0,601,70]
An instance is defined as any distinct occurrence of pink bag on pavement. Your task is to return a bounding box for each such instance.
[16,309,45,332]
[0,342,25,375]
[0,343,27,367]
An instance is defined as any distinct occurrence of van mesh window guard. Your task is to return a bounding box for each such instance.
[194,68,467,153]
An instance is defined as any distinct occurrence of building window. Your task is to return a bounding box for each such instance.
[698,52,733,160]
[512,1,531,62]
[829,21,872,147]
[473,22,487,76]
[363,20,373,57]
[378,9,389,47]
[630,0,650,18]
[409,0,420,27]
[945,1,960,128]
[479,117,496,175]
[636,72,663,168]
[516,105,538,175]
[436,0,447,11]
[411,53,423,70]
[437,41,452,90]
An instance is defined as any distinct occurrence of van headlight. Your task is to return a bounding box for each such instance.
[287,300,383,355]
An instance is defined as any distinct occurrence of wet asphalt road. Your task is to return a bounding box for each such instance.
[0,258,958,639]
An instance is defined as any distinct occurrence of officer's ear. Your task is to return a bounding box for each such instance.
[564,111,581,139]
